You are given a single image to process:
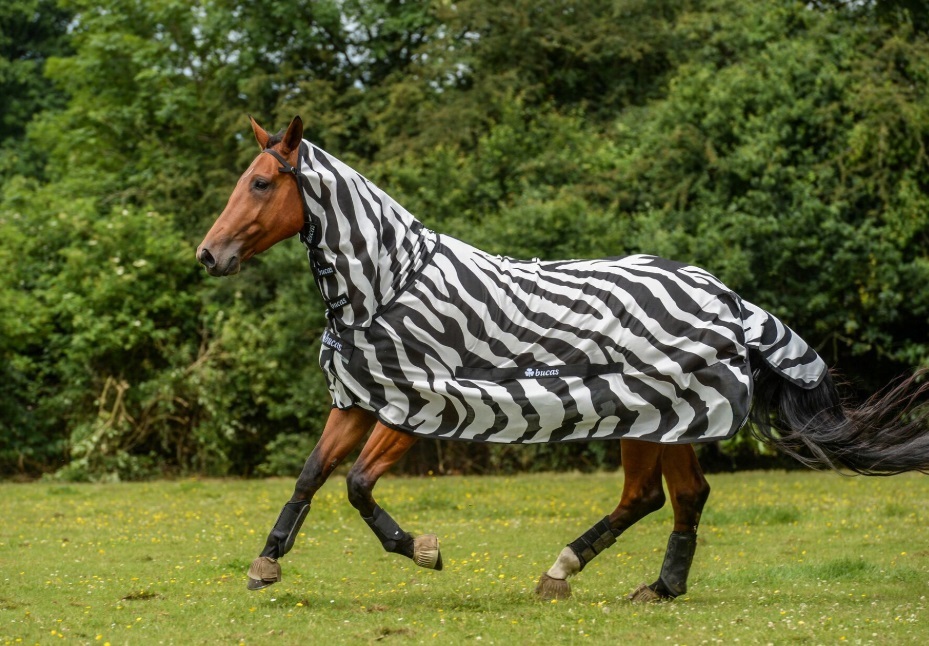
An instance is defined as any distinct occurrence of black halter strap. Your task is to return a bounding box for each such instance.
[262,146,337,317]
[262,147,320,247]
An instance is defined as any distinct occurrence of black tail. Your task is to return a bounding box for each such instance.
[750,358,929,475]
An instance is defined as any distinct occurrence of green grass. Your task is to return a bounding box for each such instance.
[3,470,929,644]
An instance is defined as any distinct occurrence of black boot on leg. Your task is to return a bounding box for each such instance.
[629,531,697,602]
[248,500,310,590]
[536,516,621,600]
[362,504,415,559]
[362,505,443,570]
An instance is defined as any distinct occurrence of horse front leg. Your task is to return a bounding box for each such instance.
[346,424,443,570]
[628,444,710,602]
[536,439,665,599]
[247,407,376,590]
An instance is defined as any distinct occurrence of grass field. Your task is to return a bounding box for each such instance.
[2,470,929,645]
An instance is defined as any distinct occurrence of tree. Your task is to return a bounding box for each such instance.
[2,0,927,477]
[611,0,929,386]
[0,0,73,179]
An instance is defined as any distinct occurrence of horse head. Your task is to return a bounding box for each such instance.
[197,116,306,276]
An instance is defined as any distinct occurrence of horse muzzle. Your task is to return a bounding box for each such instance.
[197,245,241,276]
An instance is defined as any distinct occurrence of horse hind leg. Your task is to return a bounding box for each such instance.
[628,444,709,602]
[247,407,375,591]
[346,424,443,570]
[536,440,665,600]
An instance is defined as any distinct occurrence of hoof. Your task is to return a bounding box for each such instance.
[413,534,443,570]
[535,573,571,600]
[246,556,281,591]
[627,582,666,603]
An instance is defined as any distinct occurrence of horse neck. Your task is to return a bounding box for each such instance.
[298,142,435,329]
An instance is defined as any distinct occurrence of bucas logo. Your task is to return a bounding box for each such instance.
[322,330,344,353]
[525,367,560,378]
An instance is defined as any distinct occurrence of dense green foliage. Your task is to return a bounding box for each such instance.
[1,0,927,479]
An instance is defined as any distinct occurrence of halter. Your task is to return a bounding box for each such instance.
[262,147,320,248]
[263,146,346,318]
[260,142,436,327]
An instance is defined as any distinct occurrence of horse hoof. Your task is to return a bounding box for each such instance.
[535,573,571,600]
[246,556,282,591]
[627,582,664,603]
[413,534,443,570]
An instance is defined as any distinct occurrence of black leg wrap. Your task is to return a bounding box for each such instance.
[259,500,310,559]
[653,531,697,598]
[567,516,619,571]
[363,505,414,559]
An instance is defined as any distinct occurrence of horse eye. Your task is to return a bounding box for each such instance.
[252,178,271,192]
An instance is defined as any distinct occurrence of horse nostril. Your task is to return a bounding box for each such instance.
[199,248,216,268]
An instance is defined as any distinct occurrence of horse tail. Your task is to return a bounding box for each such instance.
[749,357,929,475]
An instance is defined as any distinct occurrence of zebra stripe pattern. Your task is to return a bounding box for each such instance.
[295,141,826,444]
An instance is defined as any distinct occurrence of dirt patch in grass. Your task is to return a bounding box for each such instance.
[0,596,21,610]
[375,626,414,640]
[120,589,161,601]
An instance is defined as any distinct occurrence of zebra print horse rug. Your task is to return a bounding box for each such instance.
[294,141,826,445]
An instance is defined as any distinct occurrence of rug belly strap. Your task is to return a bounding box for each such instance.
[567,516,618,570]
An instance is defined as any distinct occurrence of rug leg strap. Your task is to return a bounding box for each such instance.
[362,505,414,559]
[566,515,618,571]
[654,531,698,598]
[259,500,310,559]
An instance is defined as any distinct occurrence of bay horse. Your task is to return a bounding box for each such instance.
[197,116,929,601]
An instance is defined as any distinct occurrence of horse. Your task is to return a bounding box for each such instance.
[197,115,929,601]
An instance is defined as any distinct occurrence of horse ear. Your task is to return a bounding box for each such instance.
[280,116,304,155]
[249,115,270,150]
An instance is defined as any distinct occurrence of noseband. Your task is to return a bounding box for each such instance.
[262,147,320,247]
